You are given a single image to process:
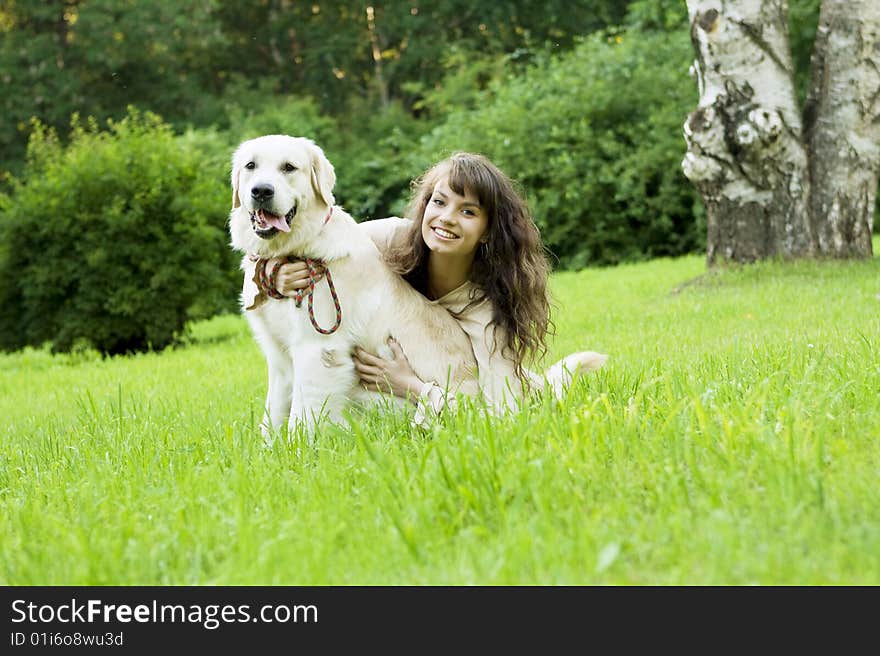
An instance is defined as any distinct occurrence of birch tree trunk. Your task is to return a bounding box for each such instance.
[683,0,815,264]
[804,0,880,258]
[684,0,880,265]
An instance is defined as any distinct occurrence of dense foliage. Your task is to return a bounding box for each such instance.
[0,111,235,354]
[0,0,631,176]
[410,31,703,267]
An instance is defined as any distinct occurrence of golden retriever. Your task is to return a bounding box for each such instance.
[229,135,479,435]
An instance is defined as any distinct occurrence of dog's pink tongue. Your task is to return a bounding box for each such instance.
[259,209,290,233]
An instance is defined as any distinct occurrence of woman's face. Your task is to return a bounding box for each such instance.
[420,177,489,259]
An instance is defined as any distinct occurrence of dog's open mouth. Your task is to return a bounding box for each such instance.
[251,206,296,238]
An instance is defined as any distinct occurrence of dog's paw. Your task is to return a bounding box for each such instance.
[544,351,608,399]
[568,351,608,374]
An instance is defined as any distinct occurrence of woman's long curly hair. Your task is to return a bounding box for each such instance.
[386,152,553,383]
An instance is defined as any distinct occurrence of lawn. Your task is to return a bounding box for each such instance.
[2,242,878,584]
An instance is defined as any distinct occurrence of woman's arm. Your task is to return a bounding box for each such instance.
[356,217,413,254]
[351,295,524,417]
[261,217,411,299]
[449,300,526,413]
[269,259,324,297]
[353,338,464,424]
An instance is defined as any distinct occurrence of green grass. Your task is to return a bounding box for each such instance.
[2,241,879,584]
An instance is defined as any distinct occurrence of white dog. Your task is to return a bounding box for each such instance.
[229,135,479,435]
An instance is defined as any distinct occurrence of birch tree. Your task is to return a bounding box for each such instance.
[682,0,880,264]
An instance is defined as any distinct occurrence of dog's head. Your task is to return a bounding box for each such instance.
[229,135,336,253]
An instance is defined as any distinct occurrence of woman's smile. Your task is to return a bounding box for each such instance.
[431,226,459,240]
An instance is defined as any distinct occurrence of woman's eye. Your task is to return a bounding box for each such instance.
[244,161,256,170]
[432,198,444,206]
[282,163,297,173]
[462,209,474,216]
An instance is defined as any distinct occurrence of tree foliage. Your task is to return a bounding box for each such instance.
[0,0,635,177]
[0,110,235,354]
[411,30,702,267]
[0,0,225,174]
[789,0,823,101]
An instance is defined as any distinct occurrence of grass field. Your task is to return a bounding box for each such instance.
[2,241,879,585]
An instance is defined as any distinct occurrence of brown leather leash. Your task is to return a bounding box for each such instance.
[250,207,342,335]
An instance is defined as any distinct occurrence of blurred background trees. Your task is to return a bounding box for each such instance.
[0,0,632,174]
[1,0,872,353]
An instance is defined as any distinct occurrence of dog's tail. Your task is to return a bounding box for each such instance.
[543,351,608,399]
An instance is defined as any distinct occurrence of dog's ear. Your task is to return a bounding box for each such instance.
[230,144,244,209]
[231,166,241,209]
[307,140,336,208]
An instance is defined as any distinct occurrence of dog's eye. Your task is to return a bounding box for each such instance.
[282,163,297,173]
[244,161,256,170]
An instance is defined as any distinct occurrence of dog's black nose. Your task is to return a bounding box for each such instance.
[251,183,274,203]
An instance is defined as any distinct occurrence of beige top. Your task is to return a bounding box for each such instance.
[359,218,528,420]
[244,217,529,420]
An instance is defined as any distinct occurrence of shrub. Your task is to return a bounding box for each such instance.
[223,89,340,149]
[328,100,428,220]
[410,29,703,268]
[0,109,235,354]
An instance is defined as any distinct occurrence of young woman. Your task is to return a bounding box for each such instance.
[251,152,605,418]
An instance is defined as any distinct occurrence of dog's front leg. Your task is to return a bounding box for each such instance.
[288,344,355,440]
[262,343,294,439]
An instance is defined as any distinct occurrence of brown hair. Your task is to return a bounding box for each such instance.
[386,152,553,383]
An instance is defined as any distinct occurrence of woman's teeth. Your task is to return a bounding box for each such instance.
[434,227,458,239]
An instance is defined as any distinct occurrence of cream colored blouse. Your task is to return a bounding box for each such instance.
[358,218,528,421]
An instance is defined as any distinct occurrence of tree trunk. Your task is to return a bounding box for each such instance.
[804,0,880,258]
[366,6,390,110]
[683,0,815,265]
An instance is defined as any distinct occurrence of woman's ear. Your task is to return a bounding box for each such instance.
[307,140,336,208]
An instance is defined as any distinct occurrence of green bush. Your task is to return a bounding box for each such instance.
[223,88,340,148]
[410,29,703,268]
[0,109,236,354]
[328,99,428,220]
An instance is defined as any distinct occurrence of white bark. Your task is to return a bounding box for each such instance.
[805,0,880,258]
[683,0,815,264]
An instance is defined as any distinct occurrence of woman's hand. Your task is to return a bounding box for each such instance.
[353,338,424,403]
[271,258,325,296]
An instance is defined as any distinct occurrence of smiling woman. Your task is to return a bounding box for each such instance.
[383,153,554,387]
